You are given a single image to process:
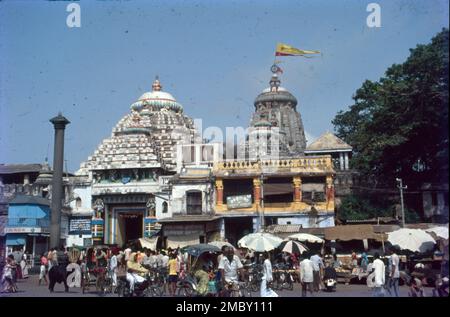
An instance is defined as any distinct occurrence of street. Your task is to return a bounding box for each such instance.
[1,274,419,297]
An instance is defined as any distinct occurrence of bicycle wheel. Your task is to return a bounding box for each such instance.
[250,280,259,292]
[177,284,194,297]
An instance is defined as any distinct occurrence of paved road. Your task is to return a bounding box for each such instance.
[1,274,422,297]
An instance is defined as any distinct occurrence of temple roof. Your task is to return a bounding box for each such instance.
[131,77,182,112]
[305,132,352,153]
[77,78,197,175]
[254,74,297,107]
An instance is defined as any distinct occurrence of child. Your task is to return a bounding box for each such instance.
[39,254,48,286]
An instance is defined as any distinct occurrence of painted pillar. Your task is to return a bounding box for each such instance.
[49,113,70,249]
[104,204,109,244]
[344,152,349,170]
[253,177,261,207]
[339,152,344,171]
[215,179,224,206]
[326,175,335,210]
[293,176,302,203]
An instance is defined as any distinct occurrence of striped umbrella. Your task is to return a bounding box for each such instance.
[238,232,283,252]
[279,240,308,254]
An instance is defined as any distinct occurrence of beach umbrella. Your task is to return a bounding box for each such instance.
[279,240,308,254]
[425,226,449,240]
[387,228,436,253]
[238,232,283,252]
[288,233,324,243]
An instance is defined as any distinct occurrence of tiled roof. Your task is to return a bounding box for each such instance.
[306,132,352,152]
[0,164,43,175]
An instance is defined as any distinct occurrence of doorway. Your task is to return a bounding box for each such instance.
[117,212,143,246]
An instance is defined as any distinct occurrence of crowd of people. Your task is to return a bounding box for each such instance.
[1,242,448,297]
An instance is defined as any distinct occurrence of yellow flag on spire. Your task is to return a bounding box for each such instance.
[275,43,320,56]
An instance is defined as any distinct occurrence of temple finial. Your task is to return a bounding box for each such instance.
[152,76,162,91]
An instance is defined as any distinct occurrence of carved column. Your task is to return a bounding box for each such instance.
[293,176,302,203]
[215,178,224,206]
[253,178,261,207]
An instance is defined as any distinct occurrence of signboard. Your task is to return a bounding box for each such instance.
[4,227,49,234]
[69,217,92,235]
[226,194,252,209]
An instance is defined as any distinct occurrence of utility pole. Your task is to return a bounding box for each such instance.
[396,178,407,228]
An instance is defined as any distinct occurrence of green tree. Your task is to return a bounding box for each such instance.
[333,29,449,187]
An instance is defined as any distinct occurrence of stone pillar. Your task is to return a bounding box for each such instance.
[344,152,349,170]
[339,152,344,171]
[195,144,201,166]
[49,113,70,249]
[24,174,30,185]
[253,178,261,207]
[215,179,224,206]
[293,176,302,203]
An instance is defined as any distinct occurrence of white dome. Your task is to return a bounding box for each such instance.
[139,91,177,102]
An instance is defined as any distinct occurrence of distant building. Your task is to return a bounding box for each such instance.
[305,131,354,206]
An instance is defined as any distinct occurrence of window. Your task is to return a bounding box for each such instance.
[162,201,168,214]
[186,191,202,215]
[76,198,82,208]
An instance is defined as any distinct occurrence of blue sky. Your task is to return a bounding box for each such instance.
[0,0,448,172]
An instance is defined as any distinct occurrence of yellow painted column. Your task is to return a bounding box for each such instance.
[326,175,335,211]
[293,176,302,203]
[215,178,224,209]
[253,178,261,207]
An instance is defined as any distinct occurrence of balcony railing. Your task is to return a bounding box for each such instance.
[7,218,50,228]
[213,156,333,172]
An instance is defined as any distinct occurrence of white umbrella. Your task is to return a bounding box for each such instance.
[208,241,235,250]
[425,226,449,240]
[387,228,436,253]
[238,232,283,252]
[288,233,324,243]
[279,240,308,254]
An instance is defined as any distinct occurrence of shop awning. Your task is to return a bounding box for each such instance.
[138,237,159,250]
[6,234,27,246]
[324,225,386,242]
[166,234,200,249]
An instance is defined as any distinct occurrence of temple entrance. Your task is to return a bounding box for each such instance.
[117,212,143,246]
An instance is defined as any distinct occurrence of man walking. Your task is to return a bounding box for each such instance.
[372,253,385,297]
[387,247,400,297]
[310,252,324,292]
[300,254,314,297]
